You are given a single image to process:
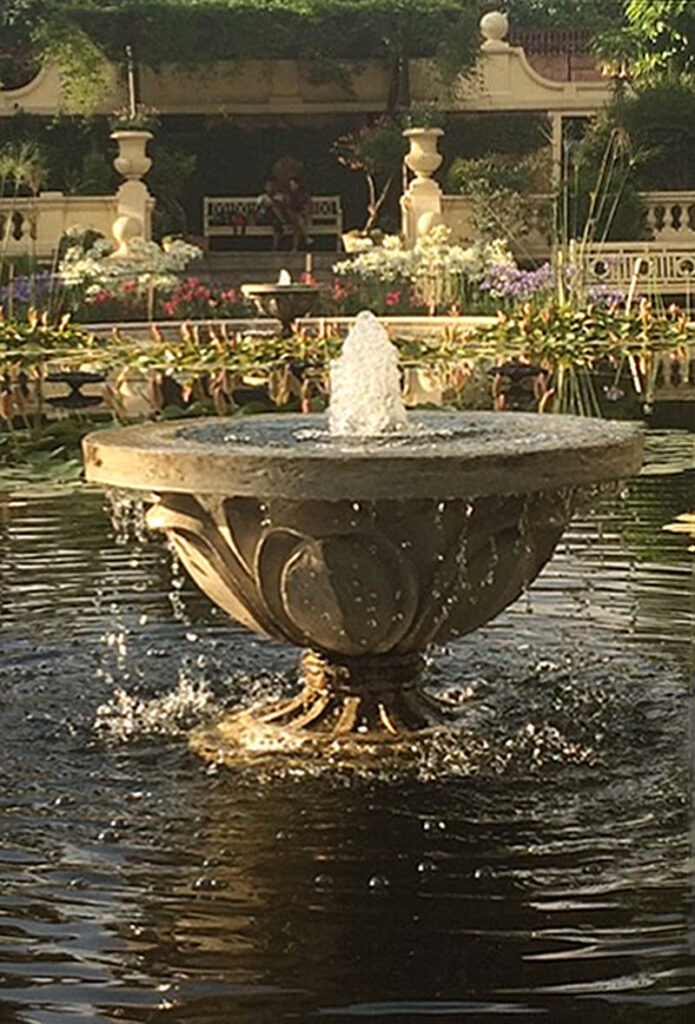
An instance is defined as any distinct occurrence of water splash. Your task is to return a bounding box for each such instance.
[94,672,218,742]
[329,311,408,436]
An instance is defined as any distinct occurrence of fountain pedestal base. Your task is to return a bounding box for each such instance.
[190,649,460,760]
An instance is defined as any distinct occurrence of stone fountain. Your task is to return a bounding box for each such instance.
[241,269,321,338]
[83,312,643,757]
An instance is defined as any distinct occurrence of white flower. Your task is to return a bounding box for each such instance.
[57,231,202,291]
[332,226,513,309]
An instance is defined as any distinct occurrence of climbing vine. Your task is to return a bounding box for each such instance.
[3,1,483,112]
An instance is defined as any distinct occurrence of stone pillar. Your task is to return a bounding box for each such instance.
[400,127,444,247]
[110,130,153,248]
[550,111,564,190]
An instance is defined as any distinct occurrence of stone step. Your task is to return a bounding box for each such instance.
[196,251,340,287]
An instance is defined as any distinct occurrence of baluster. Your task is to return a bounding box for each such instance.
[11,210,25,241]
[671,203,682,234]
[653,204,666,236]
[687,204,695,235]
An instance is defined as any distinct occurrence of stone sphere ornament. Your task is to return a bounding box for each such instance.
[480,10,509,47]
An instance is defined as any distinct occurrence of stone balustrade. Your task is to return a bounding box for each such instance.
[583,243,695,295]
[642,191,695,243]
[441,194,552,261]
[0,192,119,258]
[441,192,695,284]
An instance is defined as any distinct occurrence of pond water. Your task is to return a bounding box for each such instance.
[0,430,693,1023]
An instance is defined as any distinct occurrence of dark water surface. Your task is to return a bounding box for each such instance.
[0,430,693,1023]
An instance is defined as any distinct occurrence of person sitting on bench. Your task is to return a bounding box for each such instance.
[255,178,288,250]
[285,176,312,252]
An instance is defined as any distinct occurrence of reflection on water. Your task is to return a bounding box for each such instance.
[0,430,693,1022]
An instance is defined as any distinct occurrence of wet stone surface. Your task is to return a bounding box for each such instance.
[178,409,637,456]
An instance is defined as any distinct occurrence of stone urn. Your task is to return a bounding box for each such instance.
[403,127,444,181]
[111,130,153,181]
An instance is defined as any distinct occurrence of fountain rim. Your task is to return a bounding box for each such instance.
[240,282,322,295]
[82,411,644,501]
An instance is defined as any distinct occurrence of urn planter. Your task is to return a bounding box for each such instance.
[111,130,153,181]
[403,127,444,181]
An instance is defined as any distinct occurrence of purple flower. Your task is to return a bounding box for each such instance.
[481,262,553,300]
[0,272,53,306]
[586,286,626,308]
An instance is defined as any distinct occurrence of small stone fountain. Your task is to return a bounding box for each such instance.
[241,269,321,338]
[83,312,643,757]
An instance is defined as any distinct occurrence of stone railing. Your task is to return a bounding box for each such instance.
[583,243,695,295]
[642,191,695,243]
[0,192,119,258]
[508,28,593,55]
[441,194,552,261]
[442,190,695,260]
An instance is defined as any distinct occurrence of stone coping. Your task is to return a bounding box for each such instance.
[80,315,497,338]
[83,411,643,502]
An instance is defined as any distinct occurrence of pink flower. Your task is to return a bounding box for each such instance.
[385,290,401,307]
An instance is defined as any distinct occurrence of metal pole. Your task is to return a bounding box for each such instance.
[126,44,137,119]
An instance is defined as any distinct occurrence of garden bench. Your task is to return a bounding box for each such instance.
[203,195,343,250]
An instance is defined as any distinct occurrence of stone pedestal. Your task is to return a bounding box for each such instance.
[401,127,444,247]
[111,129,154,245]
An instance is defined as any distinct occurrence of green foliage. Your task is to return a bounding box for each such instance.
[504,0,624,29]
[0,138,46,195]
[0,114,114,195]
[33,12,110,114]
[445,113,549,160]
[623,0,695,80]
[147,143,198,236]
[402,103,447,130]
[607,78,695,190]
[109,103,159,132]
[0,417,86,480]
[0,0,41,87]
[0,313,97,366]
[71,144,115,195]
[447,151,544,242]
[10,1,481,113]
[333,118,406,178]
[0,298,691,474]
[562,119,647,243]
[447,154,536,195]
[333,117,407,231]
[594,0,695,84]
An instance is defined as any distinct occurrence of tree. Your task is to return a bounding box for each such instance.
[595,0,695,82]
[504,0,624,29]
[333,118,407,232]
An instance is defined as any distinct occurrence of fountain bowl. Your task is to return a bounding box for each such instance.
[83,411,643,754]
[241,281,321,337]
